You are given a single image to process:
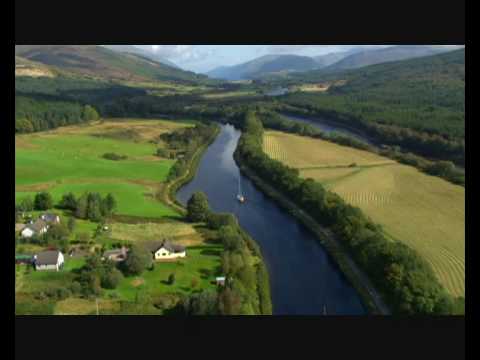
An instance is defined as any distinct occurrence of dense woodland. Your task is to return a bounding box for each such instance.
[235,110,463,315]
[274,49,465,165]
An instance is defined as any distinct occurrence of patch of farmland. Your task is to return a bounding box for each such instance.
[264,130,465,297]
[110,221,202,245]
[15,119,186,219]
[263,131,394,168]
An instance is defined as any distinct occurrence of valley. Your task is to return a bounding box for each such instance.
[14,44,465,316]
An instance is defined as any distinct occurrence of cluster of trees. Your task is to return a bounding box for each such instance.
[58,192,117,222]
[72,254,125,297]
[159,123,218,181]
[236,110,459,315]
[15,94,100,133]
[185,192,272,315]
[16,192,53,213]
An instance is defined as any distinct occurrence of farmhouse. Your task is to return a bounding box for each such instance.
[33,250,64,271]
[102,247,128,262]
[40,213,61,224]
[21,219,48,238]
[146,240,186,260]
[15,223,26,232]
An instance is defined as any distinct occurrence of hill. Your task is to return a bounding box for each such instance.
[15,45,206,83]
[324,45,462,72]
[101,45,180,69]
[207,54,319,80]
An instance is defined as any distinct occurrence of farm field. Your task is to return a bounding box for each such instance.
[15,119,193,218]
[263,130,465,297]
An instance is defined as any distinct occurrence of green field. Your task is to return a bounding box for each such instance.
[263,130,465,297]
[15,119,191,218]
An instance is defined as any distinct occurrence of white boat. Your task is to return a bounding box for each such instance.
[237,176,245,203]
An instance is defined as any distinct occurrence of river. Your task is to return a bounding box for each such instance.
[281,112,375,145]
[177,124,366,315]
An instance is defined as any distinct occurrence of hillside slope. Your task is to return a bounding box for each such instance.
[15,45,206,83]
[101,45,180,69]
[279,49,465,163]
[207,54,319,80]
[325,45,462,72]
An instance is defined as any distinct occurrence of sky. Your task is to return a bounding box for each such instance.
[133,45,462,73]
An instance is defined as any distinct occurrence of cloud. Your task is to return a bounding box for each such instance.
[134,45,215,64]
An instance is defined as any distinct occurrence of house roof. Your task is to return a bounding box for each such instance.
[103,247,127,258]
[24,219,48,233]
[35,250,61,265]
[15,223,26,231]
[146,240,185,254]
[41,213,59,222]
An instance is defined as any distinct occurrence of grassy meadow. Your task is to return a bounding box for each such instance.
[263,130,465,297]
[15,119,193,218]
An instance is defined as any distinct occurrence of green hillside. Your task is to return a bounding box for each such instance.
[15,45,207,83]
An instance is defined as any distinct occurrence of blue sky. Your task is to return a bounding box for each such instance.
[134,45,463,73]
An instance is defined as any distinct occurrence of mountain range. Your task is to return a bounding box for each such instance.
[206,45,463,80]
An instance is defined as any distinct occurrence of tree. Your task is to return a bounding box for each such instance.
[18,196,34,212]
[86,193,103,222]
[34,192,53,210]
[75,193,89,219]
[184,290,218,315]
[67,217,76,233]
[186,192,210,222]
[101,193,117,217]
[100,267,124,289]
[122,245,152,276]
[83,105,100,121]
[58,192,77,211]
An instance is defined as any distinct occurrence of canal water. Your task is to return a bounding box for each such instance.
[176,124,366,315]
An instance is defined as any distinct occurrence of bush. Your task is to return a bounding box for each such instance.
[100,267,124,289]
[186,192,211,222]
[102,152,127,161]
[34,192,53,210]
[168,273,176,285]
[206,212,237,230]
[122,245,152,276]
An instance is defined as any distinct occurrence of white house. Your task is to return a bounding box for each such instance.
[21,219,48,238]
[33,250,64,271]
[149,240,186,260]
[40,213,61,224]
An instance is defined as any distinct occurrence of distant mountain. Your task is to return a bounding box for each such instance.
[312,48,362,68]
[15,45,206,83]
[207,54,320,80]
[101,45,180,69]
[325,45,462,72]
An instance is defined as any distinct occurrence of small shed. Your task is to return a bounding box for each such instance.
[215,276,226,286]
[15,254,32,265]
